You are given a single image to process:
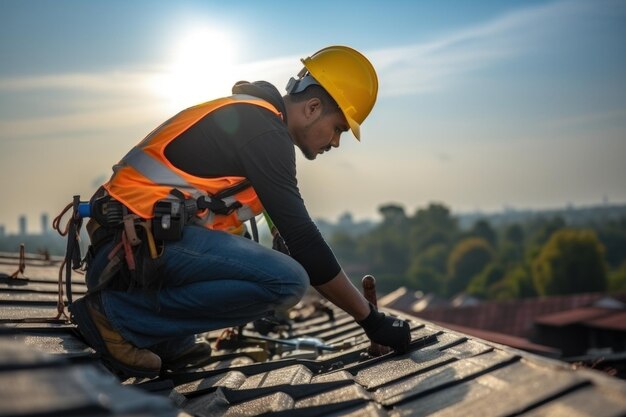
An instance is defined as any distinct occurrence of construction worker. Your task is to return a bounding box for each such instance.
[70,45,411,378]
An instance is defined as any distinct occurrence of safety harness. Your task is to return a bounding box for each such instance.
[53,176,269,314]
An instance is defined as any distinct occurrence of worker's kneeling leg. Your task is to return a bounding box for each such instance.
[97,226,310,348]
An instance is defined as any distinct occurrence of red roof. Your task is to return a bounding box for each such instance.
[432,321,561,355]
[534,307,614,326]
[584,310,626,331]
[413,293,619,338]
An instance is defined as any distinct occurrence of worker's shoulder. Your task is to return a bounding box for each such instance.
[212,99,284,134]
[234,99,284,123]
[226,103,290,146]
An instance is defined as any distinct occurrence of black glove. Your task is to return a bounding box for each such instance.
[358,304,411,353]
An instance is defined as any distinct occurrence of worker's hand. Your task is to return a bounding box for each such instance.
[357,304,411,353]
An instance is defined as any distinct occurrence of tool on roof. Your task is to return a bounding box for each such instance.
[214,326,339,358]
[9,244,26,279]
[240,332,339,353]
[252,313,292,335]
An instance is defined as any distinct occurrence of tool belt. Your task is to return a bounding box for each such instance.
[86,188,170,292]
[85,181,258,292]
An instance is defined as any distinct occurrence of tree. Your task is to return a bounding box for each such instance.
[487,277,519,300]
[608,261,626,293]
[499,223,525,266]
[407,203,458,268]
[407,265,443,295]
[467,262,505,298]
[469,219,497,247]
[357,204,409,277]
[532,229,607,296]
[446,237,494,296]
[504,223,524,246]
[406,244,448,295]
[597,227,626,269]
[508,265,537,298]
[490,265,536,300]
[358,233,408,277]
[330,230,358,263]
[526,216,566,260]
[379,204,407,226]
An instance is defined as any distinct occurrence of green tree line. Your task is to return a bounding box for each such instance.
[330,203,626,299]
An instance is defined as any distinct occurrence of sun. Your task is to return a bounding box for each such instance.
[151,27,240,111]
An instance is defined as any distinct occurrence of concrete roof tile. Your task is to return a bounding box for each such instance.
[2,255,626,416]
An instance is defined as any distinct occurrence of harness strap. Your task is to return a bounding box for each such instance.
[64,196,83,305]
[194,180,254,220]
[250,216,259,242]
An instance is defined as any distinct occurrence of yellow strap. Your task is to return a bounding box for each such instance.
[139,221,159,259]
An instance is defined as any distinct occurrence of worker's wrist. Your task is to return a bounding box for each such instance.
[353,299,373,322]
[357,303,382,330]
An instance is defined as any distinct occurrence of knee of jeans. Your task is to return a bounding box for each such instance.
[279,265,309,308]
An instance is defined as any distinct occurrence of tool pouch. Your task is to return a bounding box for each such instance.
[120,222,165,291]
[91,222,164,292]
[152,198,186,241]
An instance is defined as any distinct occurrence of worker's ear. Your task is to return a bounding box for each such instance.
[304,98,322,120]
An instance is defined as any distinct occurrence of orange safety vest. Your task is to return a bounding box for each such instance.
[103,94,283,234]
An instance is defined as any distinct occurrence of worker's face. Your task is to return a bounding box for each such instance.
[292,98,349,161]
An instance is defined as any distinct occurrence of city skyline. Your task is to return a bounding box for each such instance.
[1,0,625,233]
[3,199,625,236]
[0,212,51,236]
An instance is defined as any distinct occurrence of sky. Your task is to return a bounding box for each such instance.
[1,0,625,234]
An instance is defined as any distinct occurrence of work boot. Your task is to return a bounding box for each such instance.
[162,341,213,371]
[69,294,162,378]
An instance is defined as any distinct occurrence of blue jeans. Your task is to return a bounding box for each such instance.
[85,225,308,353]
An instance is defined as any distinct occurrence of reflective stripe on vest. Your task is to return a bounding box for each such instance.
[120,147,200,195]
[103,94,282,233]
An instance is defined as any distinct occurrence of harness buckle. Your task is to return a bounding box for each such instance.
[152,198,187,241]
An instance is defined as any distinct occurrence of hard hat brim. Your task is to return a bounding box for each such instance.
[345,114,361,141]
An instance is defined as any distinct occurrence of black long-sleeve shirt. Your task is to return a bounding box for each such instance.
[163,81,341,285]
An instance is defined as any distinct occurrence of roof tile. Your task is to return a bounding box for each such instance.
[2,255,626,417]
[295,383,371,408]
[239,364,312,389]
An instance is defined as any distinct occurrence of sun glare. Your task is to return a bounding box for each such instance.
[151,27,240,111]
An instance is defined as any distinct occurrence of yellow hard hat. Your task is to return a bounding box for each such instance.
[288,46,378,140]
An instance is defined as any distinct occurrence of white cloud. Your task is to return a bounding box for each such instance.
[0,71,165,139]
[0,102,164,140]
[0,71,152,93]
[0,0,620,141]
[370,0,608,97]
[543,108,626,130]
[0,56,301,140]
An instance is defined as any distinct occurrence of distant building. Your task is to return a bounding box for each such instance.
[18,215,27,236]
[337,212,354,228]
[41,213,49,235]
